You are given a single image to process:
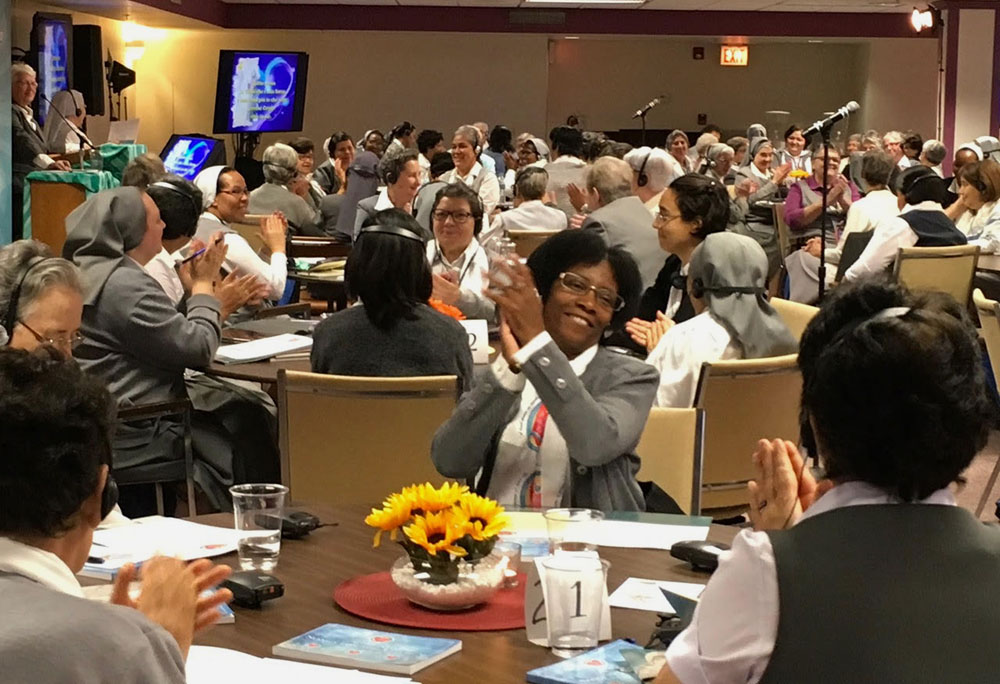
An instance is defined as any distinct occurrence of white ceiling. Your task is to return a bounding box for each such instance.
[218,0,910,10]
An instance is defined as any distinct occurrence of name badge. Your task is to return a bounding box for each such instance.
[459,319,489,364]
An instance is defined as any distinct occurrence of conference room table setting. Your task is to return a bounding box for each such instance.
[122,501,736,683]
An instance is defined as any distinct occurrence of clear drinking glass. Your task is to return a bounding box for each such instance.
[494,540,522,588]
[230,483,288,572]
[543,508,605,554]
[542,554,610,658]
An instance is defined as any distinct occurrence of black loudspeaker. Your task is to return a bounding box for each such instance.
[73,25,105,117]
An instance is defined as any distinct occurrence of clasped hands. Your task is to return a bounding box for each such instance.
[111,557,233,658]
[485,260,545,366]
[748,438,832,531]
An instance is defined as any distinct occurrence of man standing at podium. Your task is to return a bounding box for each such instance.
[11,63,71,240]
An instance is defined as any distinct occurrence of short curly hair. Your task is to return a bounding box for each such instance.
[0,348,116,537]
[526,229,642,330]
[798,277,993,501]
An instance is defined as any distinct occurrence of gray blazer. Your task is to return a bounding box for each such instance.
[12,105,47,191]
[0,573,185,683]
[581,196,665,290]
[432,340,658,512]
[247,182,324,236]
[352,194,381,240]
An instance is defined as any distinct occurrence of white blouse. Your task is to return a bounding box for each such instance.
[646,311,741,408]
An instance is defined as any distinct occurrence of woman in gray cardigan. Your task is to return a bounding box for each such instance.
[432,230,658,512]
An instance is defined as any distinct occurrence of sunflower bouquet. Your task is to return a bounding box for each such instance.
[789,169,811,180]
[365,482,509,585]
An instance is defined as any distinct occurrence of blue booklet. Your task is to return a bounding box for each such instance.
[272,623,461,675]
[526,640,642,684]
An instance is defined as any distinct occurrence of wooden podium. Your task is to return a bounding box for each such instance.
[24,169,117,255]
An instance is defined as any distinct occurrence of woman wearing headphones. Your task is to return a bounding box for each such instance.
[427,182,494,321]
[441,125,501,217]
[646,232,797,407]
[311,209,473,389]
[351,147,423,239]
[42,89,94,155]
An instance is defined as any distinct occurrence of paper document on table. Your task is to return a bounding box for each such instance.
[82,516,238,579]
[609,578,706,613]
[107,118,140,144]
[186,647,414,682]
[215,333,312,364]
[502,511,711,551]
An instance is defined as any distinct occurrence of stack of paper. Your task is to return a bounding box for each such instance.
[502,511,711,552]
[187,646,414,683]
[82,516,238,579]
[608,578,706,613]
[214,333,312,364]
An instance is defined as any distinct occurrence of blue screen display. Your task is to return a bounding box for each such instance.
[162,136,220,180]
[37,20,70,125]
[226,52,300,133]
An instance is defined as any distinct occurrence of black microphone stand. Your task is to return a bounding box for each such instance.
[640,110,648,147]
[814,123,834,302]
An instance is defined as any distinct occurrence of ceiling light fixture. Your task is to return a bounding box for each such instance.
[564,35,580,39]
[910,6,937,32]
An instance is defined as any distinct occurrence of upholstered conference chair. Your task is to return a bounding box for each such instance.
[769,297,819,343]
[276,370,460,506]
[636,407,705,515]
[507,230,561,259]
[893,244,979,305]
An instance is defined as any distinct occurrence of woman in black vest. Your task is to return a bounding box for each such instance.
[843,165,965,282]
[656,277,997,684]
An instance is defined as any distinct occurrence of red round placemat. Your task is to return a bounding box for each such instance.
[333,572,526,631]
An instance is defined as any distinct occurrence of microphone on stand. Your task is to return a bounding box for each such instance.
[39,92,96,170]
[803,101,860,138]
[632,95,665,120]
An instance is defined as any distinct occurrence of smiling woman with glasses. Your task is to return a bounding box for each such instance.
[0,240,84,359]
[427,183,494,321]
[432,229,665,513]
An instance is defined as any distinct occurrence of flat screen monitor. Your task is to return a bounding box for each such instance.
[30,13,73,125]
[160,135,225,181]
[212,50,309,134]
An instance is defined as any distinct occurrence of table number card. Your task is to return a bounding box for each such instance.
[524,556,611,647]
[459,319,490,364]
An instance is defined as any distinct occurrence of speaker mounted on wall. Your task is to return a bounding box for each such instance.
[73,24,105,117]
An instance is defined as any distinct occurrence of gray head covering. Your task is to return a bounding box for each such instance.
[335,151,381,240]
[194,165,226,209]
[42,89,91,154]
[689,232,798,359]
[747,123,767,140]
[62,187,148,305]
[748,136,772,162]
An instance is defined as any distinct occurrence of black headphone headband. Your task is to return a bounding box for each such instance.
[3,256,54,337]
[690,276,765,299]
[359,224,424,243]
[637,152,651,188]
[149,180,201,218]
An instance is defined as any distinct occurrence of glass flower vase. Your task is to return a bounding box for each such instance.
[390,550,505,611]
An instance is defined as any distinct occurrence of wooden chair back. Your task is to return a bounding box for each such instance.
[508,230,561,259]
[694,354,802,510]
[772,203,792,258]
[893,244,979,305]
[277,371,460,506]
[769,297,819,342]
[636,407,705,515]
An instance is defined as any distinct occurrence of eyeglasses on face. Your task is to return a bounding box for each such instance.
[557,272,625,312]
[18,320,84,350]
[432,210,474,224]
[654,210,681,224]
[218,187,249,197]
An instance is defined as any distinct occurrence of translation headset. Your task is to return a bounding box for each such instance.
[358,224,425,243]
[70,89,83,117]
[689,279,765,299]
[100,457,120,520]
[637,152,651,188]
[149,180,201,219]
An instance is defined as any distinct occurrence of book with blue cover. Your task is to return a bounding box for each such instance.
[271,623,461,675]
[526,640,642,684]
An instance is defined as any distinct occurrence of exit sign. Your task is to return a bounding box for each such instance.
[720,45,749,66]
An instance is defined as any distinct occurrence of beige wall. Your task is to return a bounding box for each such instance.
[12,0,940,161]
[860,38,939,140]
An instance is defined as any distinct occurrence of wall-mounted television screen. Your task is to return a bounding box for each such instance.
[30,12,73,125]
[160,134,226,180]
[212,50,309,134]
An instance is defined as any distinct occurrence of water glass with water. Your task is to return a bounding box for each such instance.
[543,508,605,554]
[230,483,288,572]
[542,554,610,658]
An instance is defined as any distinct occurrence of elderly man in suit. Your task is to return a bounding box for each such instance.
[11,62,71,240]
[580,157,665,289]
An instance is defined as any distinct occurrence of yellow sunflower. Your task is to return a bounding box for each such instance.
[364,492,413,547]
[789,169,811,179]
[455,492,509,541]
[404,482,469,515]
[402,510,468,557]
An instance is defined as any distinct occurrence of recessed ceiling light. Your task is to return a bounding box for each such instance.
[564,35,580,39]
[808,39,823,43]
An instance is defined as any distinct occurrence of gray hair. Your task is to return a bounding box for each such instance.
[883,130,904,144]
[666,130,689,147]
[454,125,480,151]
[860,149,895,187]
[263,143,299,185]
[586,157,633,205]
[121,153,166,189]
[922,139,948,166]
[378,147,419,185]
[514,166,549,201]
[0,240,82,327]
[624,147,677,193]
[11,62,36,81]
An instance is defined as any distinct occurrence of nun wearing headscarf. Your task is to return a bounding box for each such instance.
[42,89,94,155]
[335,151,380,241]
[702,143,737,185]
[646,232,797,408]
[730,137,793,278]
[63,186,229,512]
[193,165,288,301]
